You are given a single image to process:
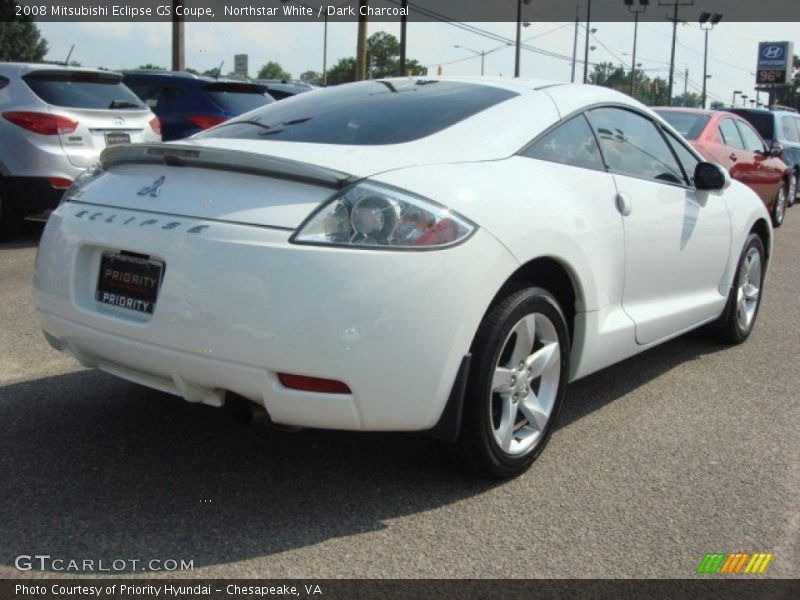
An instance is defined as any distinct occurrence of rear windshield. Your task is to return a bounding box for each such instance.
[202,83,274,114]
[727,110,775,141]
[198,79,518,145]
[23,72,145,110]
[654,110,709,140]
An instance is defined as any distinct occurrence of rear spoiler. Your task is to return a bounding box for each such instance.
[100,143,355,190]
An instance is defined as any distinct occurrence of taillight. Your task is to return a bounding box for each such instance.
[46,177,73,189]
[3,111,78,135]
[185,114,226,130]
[277,373,352,394]
[148,116,162,135]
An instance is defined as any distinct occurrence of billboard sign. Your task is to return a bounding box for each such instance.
[234,54,248,78]
[756,41,793,86]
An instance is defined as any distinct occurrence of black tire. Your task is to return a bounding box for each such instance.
[771,184,787,228]
[454,287,570,478]
[712,233,766,345]
[0,180,22,242]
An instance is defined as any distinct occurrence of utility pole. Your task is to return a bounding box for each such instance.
[699,12,722,109]
[660,0,693,106]
[571,2,580,82]
[583,0,592,83]
[171,0,184,71]
[355,0,368,81]
[684,67,688,96]
[514,0,531,77]
[625,1,649,98]
[399,0,407,76]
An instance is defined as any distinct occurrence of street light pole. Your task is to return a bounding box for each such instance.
[571,2,580,82]
[583,0,592,83]
[732,90,742,106]
[699,12,722,109]
[625,1,649,98]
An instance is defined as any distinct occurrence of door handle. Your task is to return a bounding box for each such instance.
[615,192,632,216]
[729,153,738,161]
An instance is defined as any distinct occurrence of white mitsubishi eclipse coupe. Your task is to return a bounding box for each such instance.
[34,78,771,478]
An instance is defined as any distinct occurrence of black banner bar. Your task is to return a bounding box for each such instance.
[2,579,800,600]
[8,0,800,23]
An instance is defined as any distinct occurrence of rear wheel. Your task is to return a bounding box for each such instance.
[712,233,765,345]
[790,172,799,206]
[0,180,22,242]
[771,184,787,227]
[455,287,570,478]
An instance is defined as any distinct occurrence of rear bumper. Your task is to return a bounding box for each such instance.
[33,201,518,431]
[5,177,69,215]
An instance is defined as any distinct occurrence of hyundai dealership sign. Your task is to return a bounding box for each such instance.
[756,41,794,86]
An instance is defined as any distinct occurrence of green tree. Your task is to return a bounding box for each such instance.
[138,63,166,71]
[0,0,48,62]
[257,61,291,80]
[326,32,426,85]
[326,57,356,85]
[773,54,800,110]
[299,70,322,85]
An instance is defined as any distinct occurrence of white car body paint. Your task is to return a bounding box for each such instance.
[33,78,771,432]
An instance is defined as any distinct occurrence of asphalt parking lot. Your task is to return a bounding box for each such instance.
[1,214,798,579]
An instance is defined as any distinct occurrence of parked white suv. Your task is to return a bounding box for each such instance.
[0,63,161,240]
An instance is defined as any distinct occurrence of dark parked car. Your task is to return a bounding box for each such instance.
[253,79,317,100]
[727,106,800,205]
[123,71,274,140]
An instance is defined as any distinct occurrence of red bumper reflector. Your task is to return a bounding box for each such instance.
[47,177,73,189]
[277,373,351,394]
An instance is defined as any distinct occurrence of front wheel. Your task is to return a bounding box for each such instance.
[789,172,799,207]
[455,287,570,478]
[771,184,787,227]
[712,233,766,345]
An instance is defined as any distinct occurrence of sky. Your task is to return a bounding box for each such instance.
[36,17,800,106]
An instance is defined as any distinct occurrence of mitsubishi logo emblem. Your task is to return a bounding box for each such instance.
[137,176,165,198]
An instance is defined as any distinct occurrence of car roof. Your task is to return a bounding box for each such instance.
[122,70,261,85]
[0,62,123,78]
[653,106,715,116]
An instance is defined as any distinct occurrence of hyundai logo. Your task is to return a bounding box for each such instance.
[113,117,126,126]
[137,176,165,198]
[762,45,784,59]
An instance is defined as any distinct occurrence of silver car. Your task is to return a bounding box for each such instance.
[0,63,161,240]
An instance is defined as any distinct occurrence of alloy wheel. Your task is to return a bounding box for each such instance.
[735,246,762,332]
[489,312,561,456]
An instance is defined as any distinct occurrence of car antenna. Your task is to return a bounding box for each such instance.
[63,44,75,66]
[215,60,224,79]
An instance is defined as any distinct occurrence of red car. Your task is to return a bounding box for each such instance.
[655,107,791,227]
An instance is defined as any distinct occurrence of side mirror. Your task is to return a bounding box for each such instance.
[694,162,730,192]
[768,141,784,158]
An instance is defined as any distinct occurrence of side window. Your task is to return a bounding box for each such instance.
[522,114,605,171]
[736,120,766,154]
[0,76,8,90]
[781,116,800,143]
[588,107,685,185]
[126,81,160,109]
[663,128,700,186]
[718,119,745,149]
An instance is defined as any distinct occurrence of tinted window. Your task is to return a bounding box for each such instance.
[199,79,518,145]
[202,83,273,114]
[781,116,800,143]
[588,107,685,185]
[523,115,605,171]
[728,110,774,141]
[0,76,8,90]
[654,110,709,140]
[125,80,161,109]
[663,129,700,186]
[736,120,766,154]
[24,72,144,109]
[718,119,745,150]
